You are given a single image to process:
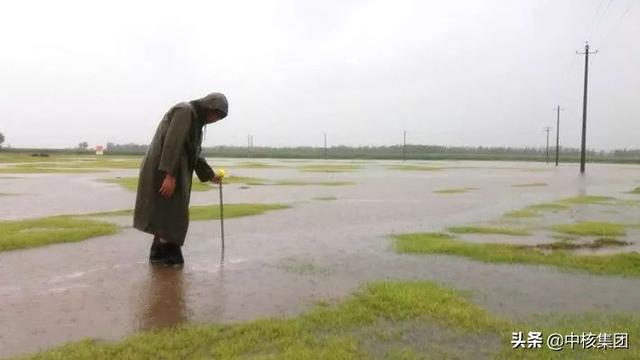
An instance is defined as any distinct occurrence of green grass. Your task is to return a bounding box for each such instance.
[503,202,571,218]
[551,221,626,237]
[504,209,541,218]
[447,225,531,236]
[22,279,640,359]
[0,203,289,252]
[536,238,629,251]
[388,164,444,171]
[527,203,571,211]
[511,182,547,188]
[394,232,640,277]
[23,281,504,359]
[101,177,213,192]
[0,156,141,173]
[433,187,477,194]
[628,187,640,194]
[0,216,119,252]
[298,164,360,173]
[558,195,616,205]
[85,203,290,221]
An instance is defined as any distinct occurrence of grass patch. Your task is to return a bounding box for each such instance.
[388,164,444,171]
[314,196,337,201]
[504,202,570,218]
[23,281,504,359]
[0,216,119,252]
[558,195,616,205]
[504,209,541,218]
[447,226,530,236]
[0,156,141,173]
[511,182,547,188]
[433,187,477,194]
[84,203,290,221]
[298,164,360,173]
[527,203,571,211]
[25,279,640,359]
[536,238,630,251]
[551,221,626,237]
[394,232,640,277]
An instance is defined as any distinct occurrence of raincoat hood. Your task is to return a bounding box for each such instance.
[191,92,228,121]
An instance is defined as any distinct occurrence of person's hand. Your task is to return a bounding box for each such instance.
[159,174,176,198]
[211,169,225,184]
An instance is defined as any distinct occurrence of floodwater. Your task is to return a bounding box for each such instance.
[1,159,640,358]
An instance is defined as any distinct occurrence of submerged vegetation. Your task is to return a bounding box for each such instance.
[0,216,119,252]
[447,225,530,236]
[551,221,627,237]
[85,203,290,221]
[394,232,640,278]
[24,280,640,359]
[433,187,477,194]
[100,176,353,190]
[1,204,290,252]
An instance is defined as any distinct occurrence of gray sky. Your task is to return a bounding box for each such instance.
[1,0,638,150]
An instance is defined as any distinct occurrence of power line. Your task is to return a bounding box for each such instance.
[596,0,634,48]
[588,0,608,40]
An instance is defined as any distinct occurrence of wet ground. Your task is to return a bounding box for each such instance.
[1,159,640,357]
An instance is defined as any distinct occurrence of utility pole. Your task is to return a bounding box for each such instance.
[554,106,564,166]
[577,42,598,173]
[323,133,327,160]
[403,130,407,161]
[247,134,251,158]
[544,127,552,164]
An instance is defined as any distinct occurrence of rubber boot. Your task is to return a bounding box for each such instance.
[163,243,184,267]
[149,236,167,263]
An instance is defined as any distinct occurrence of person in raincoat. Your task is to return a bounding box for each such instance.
[134,92,228,266]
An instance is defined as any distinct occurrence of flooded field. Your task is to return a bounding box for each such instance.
[1,158,640,358]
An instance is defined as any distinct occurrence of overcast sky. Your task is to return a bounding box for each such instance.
[0,0,638,150]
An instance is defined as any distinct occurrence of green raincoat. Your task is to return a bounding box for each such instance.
[134,93,228,245]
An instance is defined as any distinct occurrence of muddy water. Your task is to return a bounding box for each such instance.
[1,160,640,357]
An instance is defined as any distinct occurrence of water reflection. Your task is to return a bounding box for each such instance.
[136,265,187,331]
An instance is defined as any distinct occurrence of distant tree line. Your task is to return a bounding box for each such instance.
[97,142,640,163]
